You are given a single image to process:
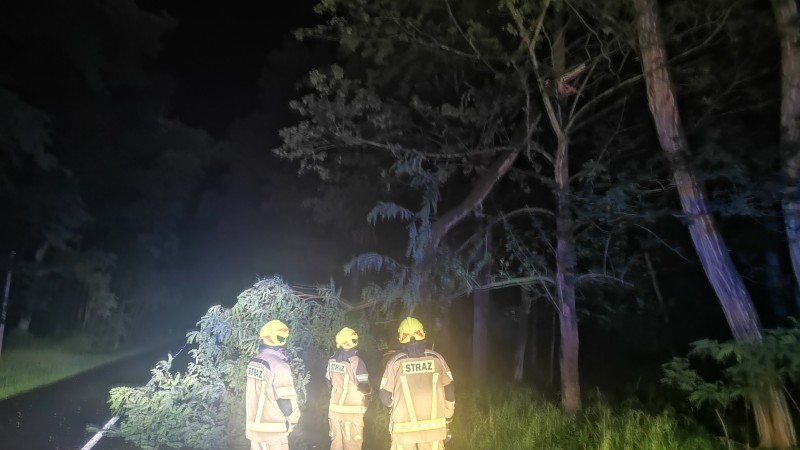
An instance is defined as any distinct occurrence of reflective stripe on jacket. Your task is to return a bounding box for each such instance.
[380,350,454,444]
[245,348,301,442]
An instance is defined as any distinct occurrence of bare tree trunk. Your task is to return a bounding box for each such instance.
[555,139,581,413]
[645,251,669,322]
[18,240,50,333]
[548,305,557,388]
[513,287,534,383]
[772,0,800,290]
[527,298,539,369]
[634,0,762,340]
[634,0,796,446]
[519,7,582,413]
[472,231,491,380]
[0,251,15,358]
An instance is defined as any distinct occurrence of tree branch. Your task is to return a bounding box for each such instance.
[575,272,633,287]
[477,275,556,290]
[430,149,521,249]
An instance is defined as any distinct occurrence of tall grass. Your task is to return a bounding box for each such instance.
[447,388,721,450]
[359,387,722,450]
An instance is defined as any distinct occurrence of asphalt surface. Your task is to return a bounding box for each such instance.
[0,344,180,450]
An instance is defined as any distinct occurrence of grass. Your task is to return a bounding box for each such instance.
[447,388,722,450]
[362,387,724,450]
[0,330,156,400]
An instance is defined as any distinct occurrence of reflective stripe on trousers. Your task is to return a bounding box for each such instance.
[392,417,446,433]
[246,420,287,433]
[390,441,442,450]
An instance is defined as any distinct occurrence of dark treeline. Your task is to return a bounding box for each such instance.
[0,0,338,346]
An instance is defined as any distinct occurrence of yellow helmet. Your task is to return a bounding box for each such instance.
[259,320,290,346]
[397,317,425,344]
[335,327,359,349]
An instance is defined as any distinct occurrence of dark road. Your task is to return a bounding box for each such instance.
[0,345,180,450]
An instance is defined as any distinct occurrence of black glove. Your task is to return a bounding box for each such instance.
[444,419,453,443]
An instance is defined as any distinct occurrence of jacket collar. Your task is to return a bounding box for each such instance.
[259,347,288,360]
[334,347,357,362]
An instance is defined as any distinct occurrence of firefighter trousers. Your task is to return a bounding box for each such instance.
[329,417,364,450]
[390,441,444,450]
[250,437,289,450]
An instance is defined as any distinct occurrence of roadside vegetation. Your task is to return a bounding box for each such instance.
[444,388,720,450]
[0,330,162,400]
[361,388,724,450]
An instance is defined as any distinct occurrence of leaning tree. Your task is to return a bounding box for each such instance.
[633,0,797,446]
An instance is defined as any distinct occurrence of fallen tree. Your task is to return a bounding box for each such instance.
[107,276,345,449]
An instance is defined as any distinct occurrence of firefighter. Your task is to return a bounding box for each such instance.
[326,326,371,450]
[246,319,301,450]
[379,317,455,450]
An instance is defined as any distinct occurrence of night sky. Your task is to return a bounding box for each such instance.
[138,0,319,135]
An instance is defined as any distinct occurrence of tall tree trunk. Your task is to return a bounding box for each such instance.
[549,305,556,388]
[555,139,581,413]
[526,6,581,413]
[634,0,796,446]
[772,0,800,290]
[634,0,762,340]
[527,298,539,370]
[644,251,669,323]
[0,251,15,358]
[472,231,491,380]
[18,240,51,333]
[513,287,534,383]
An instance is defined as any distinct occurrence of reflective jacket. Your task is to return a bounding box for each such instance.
[245,348,301,441]
[326,352,370,421]
[380,349,454,444]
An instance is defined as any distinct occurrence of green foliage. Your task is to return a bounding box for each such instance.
[279,0,537,316]
[364,385,723,449]
[108,276,346,449]
[450,388,720,450]
[284,0,666,310]
[662,321,800,409]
